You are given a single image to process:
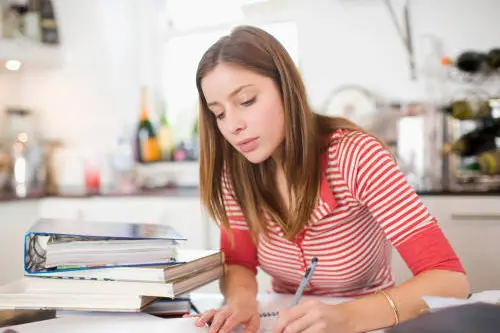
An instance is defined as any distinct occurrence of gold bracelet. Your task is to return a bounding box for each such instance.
[376,290,400,327]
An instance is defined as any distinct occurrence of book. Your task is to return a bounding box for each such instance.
[0,308,56,328]
[0,265,223,312]
[26,249,224,283]
[24,218,187,273]
[143,297,191,317]
[0,279,156,312]
[44,238,178,269]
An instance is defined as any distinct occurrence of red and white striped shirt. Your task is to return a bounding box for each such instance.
[220,130,465,297]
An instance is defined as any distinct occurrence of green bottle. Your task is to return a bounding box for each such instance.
[136,87,160,163]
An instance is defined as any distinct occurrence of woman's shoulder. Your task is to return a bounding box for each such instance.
[325,128,381,155]
[323,128,392,174]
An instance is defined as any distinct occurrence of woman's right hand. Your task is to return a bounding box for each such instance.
[194,296,260,333]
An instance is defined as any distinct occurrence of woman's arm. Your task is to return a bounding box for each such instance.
[192,175,262,333]
[219,170,260,303]
[336,132,470,331]
[220,264,259,302]
[340,269,469,332]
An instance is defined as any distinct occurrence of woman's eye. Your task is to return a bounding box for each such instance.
[241,97,256,107]
[216,112,225,120]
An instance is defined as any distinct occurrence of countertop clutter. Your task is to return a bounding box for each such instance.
[1,187,499,203]
[0,185,200,202]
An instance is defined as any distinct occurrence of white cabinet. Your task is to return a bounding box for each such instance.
[85,197,209,250]
[427,196,500,293]
[391,196,500,292]
[38,198,89,220]
[0,201,39,285]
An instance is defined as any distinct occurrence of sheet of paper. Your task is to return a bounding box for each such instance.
[1,314,209,333]
[191,292,353,333]
[422,290,500,312]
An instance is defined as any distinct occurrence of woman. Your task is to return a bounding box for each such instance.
[193,25,469,333]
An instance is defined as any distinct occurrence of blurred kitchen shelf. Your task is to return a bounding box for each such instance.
[135,161,199,172]
[136,161,199,189]
[0,37,63,70]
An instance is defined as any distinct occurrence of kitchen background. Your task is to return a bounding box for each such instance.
[0,0,499,293]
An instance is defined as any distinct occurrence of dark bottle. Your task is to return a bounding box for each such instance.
[486,48,500,69]
[444,119,500,157]
[444,100,492,120]
[455,51,488,73]
[39,0,59,45]
[135,87,161,163]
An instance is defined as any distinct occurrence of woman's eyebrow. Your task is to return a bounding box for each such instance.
[207,84,254,107]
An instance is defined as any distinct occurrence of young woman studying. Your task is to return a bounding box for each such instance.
[192,25,469,333]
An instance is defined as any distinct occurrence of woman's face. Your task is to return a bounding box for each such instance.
[201,63,285,164]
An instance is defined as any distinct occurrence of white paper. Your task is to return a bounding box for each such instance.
[1,314,209,333]
[191,293,355,333]
[422,290,500,312]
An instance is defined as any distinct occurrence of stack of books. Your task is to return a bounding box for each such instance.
[0,219,224,313]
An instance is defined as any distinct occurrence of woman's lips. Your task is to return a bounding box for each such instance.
[237,137,259,153]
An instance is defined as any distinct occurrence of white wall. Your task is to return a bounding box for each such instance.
[1,0,500,154]
[239,0,500,105]
[0,0,150,151]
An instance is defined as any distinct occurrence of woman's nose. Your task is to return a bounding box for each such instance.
[226,111,247,134]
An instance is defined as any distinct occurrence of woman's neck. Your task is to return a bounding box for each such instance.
[274,164,291,211]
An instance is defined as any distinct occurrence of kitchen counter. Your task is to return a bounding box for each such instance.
[417,190,500,196]
[0,186,200,202]
[2,187,500,203]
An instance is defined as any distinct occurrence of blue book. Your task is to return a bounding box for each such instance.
[24,218,187,274]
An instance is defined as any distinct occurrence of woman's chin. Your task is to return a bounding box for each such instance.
[240,149,270,164]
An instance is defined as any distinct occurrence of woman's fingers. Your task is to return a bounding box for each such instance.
[183,314,201,318]
[208,307,232,333]
[243,314,260,333]
[217,315,244,333]
[196,309,217,327]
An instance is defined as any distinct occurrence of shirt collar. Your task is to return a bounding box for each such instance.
[309,149,338,224]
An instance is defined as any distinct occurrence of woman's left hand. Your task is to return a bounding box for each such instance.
[272,299,355,333]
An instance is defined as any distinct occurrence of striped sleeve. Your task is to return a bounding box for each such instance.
[219,170,259,274]
[335,132,465,276]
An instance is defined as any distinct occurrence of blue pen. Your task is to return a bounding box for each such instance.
[289,257,318,307]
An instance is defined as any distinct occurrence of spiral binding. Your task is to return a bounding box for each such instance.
[260,311,279,318]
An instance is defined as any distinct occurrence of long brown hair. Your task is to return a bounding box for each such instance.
[196,25,362,241]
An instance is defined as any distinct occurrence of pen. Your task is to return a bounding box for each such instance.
[289,257,318,308]
[189,301,201,315]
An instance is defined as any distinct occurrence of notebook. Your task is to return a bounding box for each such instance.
[255,293,352,332]
[24,218,187,274]
[26,249,223,283]
[190,293,358,333]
